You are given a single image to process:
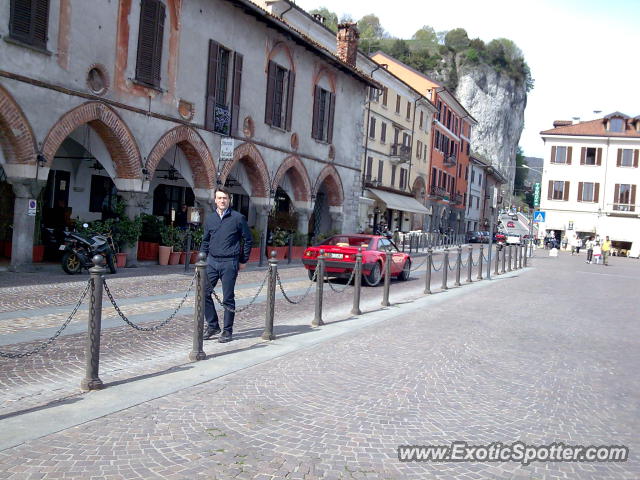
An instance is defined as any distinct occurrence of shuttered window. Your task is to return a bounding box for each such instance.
[378,160,384,183]
[205,41,242,135]
[548,180,568,201]
[391,165,396,186]
[617,149,639,168]
[135,0,165,88]
[581,147,602,166]
[614,184,636,212]
[265,61,295,131]
[365,156,373,180]
[9,0,50,49]
[311,86,335,142]
[578,182,599,202]
[380,122,387,143]
[368,117,376,138]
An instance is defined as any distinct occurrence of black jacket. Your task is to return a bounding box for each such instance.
[200,209,252,263]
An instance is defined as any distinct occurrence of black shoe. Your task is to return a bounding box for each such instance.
[203,327,221,340]
[218,332,233,343]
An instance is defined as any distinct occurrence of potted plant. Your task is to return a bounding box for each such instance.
[288,232,308,261]
[174,229,187,264]
[248,227,261,262]
[271,228,288,260]
[159,224,173,265]
[190,226,204,264]
[112,215,142,268]
[138,213,162,261]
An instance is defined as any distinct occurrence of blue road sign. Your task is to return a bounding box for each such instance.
[533,211,546,222]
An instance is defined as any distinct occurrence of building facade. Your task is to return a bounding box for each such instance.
[372,52,477,234]
[0,0,377,269]
[539,112,640,257]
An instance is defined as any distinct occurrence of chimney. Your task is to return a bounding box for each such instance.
[336,22,359,66]
[552,120,572,128]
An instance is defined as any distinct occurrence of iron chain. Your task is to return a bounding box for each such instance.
[431,259,444,272]
[325,267,357,294]
[208,268,269,314]
[0,280,91,359]
[409,255,429,271]
[103,275,195,331]
[277,267,318,304]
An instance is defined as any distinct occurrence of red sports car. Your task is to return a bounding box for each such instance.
[302,234,412,286]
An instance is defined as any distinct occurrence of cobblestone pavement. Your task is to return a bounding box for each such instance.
[0,251,638,479]
[1,247,484,417]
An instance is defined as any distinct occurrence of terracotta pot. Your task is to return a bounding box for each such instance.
[287,246,306,260]
[190,251,199,264]
[115,252,127,268]
[148,242,159,260]
[178,252,186,264]
[168,251,181,265]
[248,247,261,263]
[158,245,172,265]
[32,245,45,263]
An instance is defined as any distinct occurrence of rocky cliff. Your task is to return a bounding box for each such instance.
[455,61,527,190]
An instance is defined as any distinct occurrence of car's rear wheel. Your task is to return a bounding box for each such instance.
[362,261,381,287]
[398,259,411,281]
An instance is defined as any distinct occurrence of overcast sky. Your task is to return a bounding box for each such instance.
[295,0,640,158]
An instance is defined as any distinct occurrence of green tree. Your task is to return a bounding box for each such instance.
[412,25,439,53]
[357,14,386,40]
[514,146,527,197]
[444,28,470,51]
[309,7,338,32]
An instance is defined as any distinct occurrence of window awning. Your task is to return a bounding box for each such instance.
[366,188,431,215]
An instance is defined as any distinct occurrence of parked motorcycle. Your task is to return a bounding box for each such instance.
[60,224,118,275]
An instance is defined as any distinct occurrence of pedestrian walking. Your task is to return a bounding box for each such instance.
[601,236,612,266]
[201,186,253,343]
[592,242,602,264]
[575,237,582,255]
[585,236,594,263]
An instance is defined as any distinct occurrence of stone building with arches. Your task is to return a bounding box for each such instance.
[0,0,377,269]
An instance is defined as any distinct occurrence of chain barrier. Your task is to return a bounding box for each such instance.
[431,258,444,272]
[326,267,357,294]
[483,250,491,262]
[103,275,195,332]
[277,267,318,304]
[409,255,429,271]
[448,260,457,271]
[207,268,269,314]
[459,258,469,269]
[0,280,91,359]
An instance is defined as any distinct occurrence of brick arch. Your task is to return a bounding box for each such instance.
[0,83,37,165]
[42,102,141,178]
[314,165,343,207]
[220,142,269,197]
[312,67,337,93]
[412,176,427,198]
[267,41,295,72]
[146,126,216,189]
[272,155,311,202]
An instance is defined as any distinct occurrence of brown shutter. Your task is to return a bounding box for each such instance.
[566,146,572,165]
[634,150,639,168]
[10,0,49,49]
[614,184,620,204]
[580,147,585,165]
[311,86,321,140]
[264,60,276,125]
[548,180,553,200]
[204,40,220,131]
[563,181,569,201]
[32,0,50,48]
[596,148,602,166]
[551,146,556,163]
[617,149,622,167]
[631,185,637,212]
[135,0,164,87]
[594,183,600,203]
[230,52,243,136]
[577,182,583,202]
[327,92,336,143]
[284,70,295,131]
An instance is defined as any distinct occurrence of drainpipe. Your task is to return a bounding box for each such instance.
[280,2,294,18]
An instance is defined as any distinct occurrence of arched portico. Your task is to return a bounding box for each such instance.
[271,155,313,236]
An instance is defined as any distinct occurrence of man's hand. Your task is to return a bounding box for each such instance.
[239,263,247,271]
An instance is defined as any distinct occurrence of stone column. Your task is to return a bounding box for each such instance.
[328,206,344,233]
[118,190,148,267]
[8,179,46,272]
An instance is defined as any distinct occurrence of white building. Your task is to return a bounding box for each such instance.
[465,156,486,232]
[539,112,640,257]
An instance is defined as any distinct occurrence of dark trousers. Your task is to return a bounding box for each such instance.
[204,258,239,334]
[587,249,593,262]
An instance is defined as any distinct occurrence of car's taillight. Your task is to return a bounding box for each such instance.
[344,254,352,261]
[304,250,317,258]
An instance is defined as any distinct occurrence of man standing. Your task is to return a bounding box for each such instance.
[201,187,252,342]
[601,236,612,266]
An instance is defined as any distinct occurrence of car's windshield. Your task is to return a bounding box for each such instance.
[321,236,372,249]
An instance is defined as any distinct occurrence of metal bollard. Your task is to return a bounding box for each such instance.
[81,255,106,391]
[381,251,392,307]
[513,244,518,270]
[189,252,207,362]
[258,231,266,267]
[494,246,500,276]
[467,246,473,283]
[351,248,363,315]
[519,245,524,269]
[441,247,449,290]
[455,245,462,286]
[508,245,513,272]
[312,249,325,327]
[523,244,528,267]
[262,251,277,340]
[501,246,507,274]
[424,248,433,294]
[287,234,293,265]
[477,245,484,280]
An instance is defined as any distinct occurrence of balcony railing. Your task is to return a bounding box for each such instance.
[612,203,636,213]
[443,154,457,167]
[214,105,231,135]
[390,143,411,163]
[453,193,464,205]
[430,185,450,200]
